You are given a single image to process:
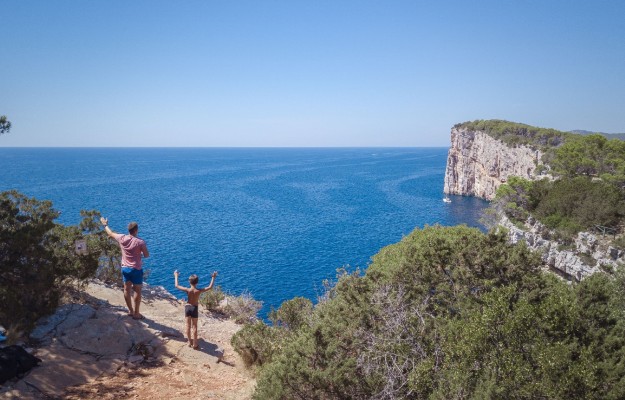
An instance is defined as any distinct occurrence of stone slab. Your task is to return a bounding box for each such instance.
[60,317,133,357]
[30,304,95,343]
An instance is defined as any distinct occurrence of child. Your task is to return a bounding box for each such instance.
[174,270,218,349]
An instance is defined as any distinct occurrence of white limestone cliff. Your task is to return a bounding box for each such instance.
[442,123,624,281]
[443,126,542,200]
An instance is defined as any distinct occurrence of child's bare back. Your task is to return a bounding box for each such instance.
[185,286,204,306]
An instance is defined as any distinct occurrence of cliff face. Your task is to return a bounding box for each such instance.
[444,127,542,200]
[442,122,625,282]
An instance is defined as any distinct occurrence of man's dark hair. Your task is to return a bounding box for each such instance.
[189,274,199,285]
[128,222,138,234]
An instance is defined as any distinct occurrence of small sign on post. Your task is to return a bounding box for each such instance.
[75,239,87,255]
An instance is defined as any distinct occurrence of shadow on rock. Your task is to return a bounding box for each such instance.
[1,284,182,399]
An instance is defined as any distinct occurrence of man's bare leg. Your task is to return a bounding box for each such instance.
[123,281,134,316]
[132,284,143,319]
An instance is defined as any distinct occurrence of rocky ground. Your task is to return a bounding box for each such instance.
[0,281,256,399]
[501,215,625,281]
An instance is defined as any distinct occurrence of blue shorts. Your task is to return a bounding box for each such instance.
[121,267,143,285]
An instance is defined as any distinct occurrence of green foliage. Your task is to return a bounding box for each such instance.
[612,235,625,250]
[232,298,312,371]
[0,191,113,334]
[441,277,597,399]
[199,285,226,310]
[494,173,624,237]
[551,134,625,182]
[494,176,537,222]
[0,115,10,134]
[79,210,122,285]
[231,321,282,367]
[268,297,313,331]
[253,269,374,400]
[535,163,548,175]
[534,177,624,231]
[490,129,625,239]
[0,191,57,334]
[246,226,625,399]
[455,119,569,149]
[574,273,625,399]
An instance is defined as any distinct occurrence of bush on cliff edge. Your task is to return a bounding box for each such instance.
[237,225,625,400]
[0,190,116,337]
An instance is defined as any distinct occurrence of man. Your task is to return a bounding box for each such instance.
[100,217,150,319]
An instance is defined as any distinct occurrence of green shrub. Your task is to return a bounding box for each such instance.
[600,263,615,274]
[612,235,625,250]
[455,119,569,149]
[557,243,575,252]
[535,164,548,175]
[494,177,539,222]
[251,226,625,399]
[268,297,313,331]
[535,177,624,232]
[494,172,624,239]
[578,252,597,267]
[231,321,282,367]
[232,297,314,370]
[0,191,113,334]
[253,226,547,399]
[551,134,625,178]
[199,285,226,310]
[96,259,123,286]
[542,214,584,237]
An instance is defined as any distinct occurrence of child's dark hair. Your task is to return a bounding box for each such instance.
[189,274,199,285]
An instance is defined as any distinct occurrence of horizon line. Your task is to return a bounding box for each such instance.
[0,145,449,149]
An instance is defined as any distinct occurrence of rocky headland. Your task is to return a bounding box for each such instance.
[443,121,625,281]
[0,281,255,399]
[443,125,542,200]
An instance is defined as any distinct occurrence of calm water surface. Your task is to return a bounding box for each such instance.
[0,147,488,316]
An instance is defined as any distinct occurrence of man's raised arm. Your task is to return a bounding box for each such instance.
[100,217,117,238]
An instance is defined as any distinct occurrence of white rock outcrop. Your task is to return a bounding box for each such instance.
[442,123,624,281]
[444,127,542,200]
[500,216,624,281]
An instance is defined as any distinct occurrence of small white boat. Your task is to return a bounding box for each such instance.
[443,196,451,203]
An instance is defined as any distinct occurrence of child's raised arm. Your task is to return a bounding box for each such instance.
[201,271,218,292]
[174,270,189,293]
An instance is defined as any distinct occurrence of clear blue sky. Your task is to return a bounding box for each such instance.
[2,0,624,147]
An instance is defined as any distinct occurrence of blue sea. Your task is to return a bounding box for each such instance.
[0,147,488,316]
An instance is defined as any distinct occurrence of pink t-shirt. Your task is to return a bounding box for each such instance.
[113,233,147,270]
